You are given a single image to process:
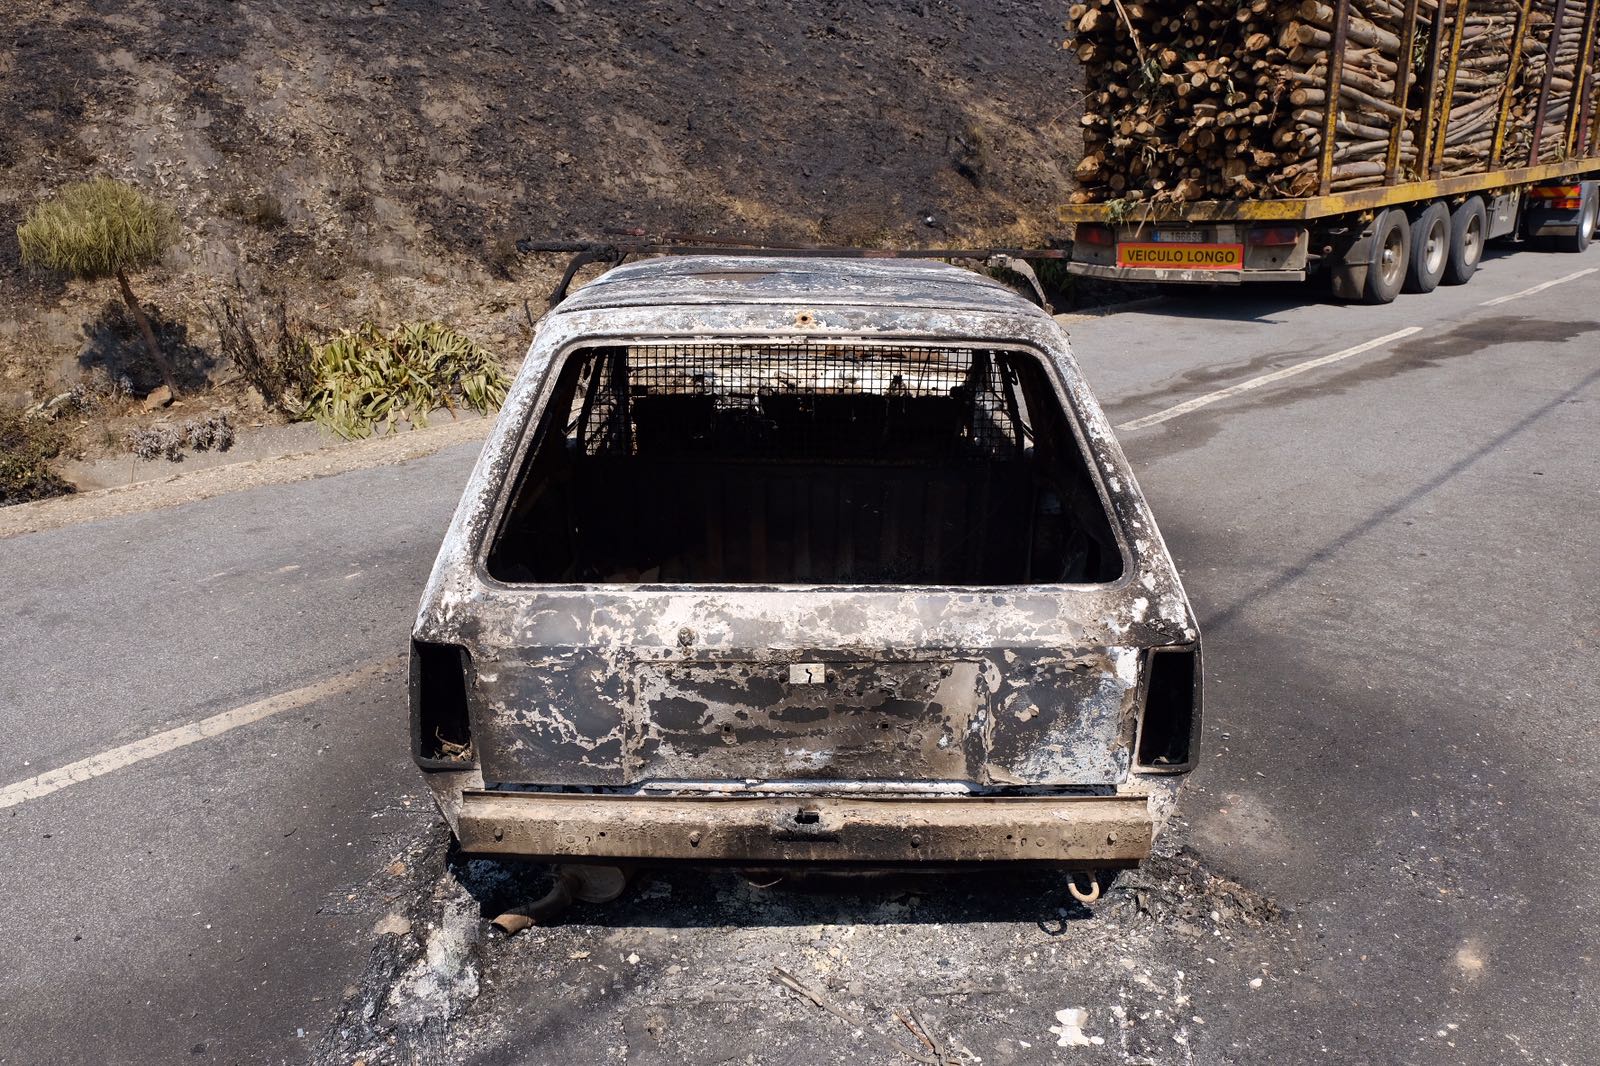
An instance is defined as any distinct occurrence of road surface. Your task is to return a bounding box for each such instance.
[2,247,1596,1065]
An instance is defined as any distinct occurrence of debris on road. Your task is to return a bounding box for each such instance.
[1048,1007,1098,1048]
[489,863,628,936]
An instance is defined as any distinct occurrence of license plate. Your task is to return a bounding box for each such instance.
[1117,242,1244,271]
[1153,229,1204,243]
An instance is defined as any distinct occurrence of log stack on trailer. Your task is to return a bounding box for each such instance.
[1069,0,1600,204]
[1061,0,1600,302]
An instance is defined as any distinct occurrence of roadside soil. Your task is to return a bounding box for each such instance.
[2,0,1088,497]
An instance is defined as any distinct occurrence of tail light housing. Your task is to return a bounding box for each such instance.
[411,640,475,768]
[1077,223,1114,246]
[1530,185,1583,210]
[1247,226,1301,247]
[1135,645,1202,773]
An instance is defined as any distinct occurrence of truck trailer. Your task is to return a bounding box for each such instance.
[1061,0,1600,302]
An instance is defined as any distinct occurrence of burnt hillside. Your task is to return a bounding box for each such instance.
[3,0,1085,299]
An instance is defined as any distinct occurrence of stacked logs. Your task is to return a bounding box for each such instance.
[1517,0,1592,162]
[1437,0,1523,177]
[1067,0,1599,203]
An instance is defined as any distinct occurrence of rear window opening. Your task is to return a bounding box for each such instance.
[486,342,1123,586]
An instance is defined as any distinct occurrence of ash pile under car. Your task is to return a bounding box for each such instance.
[410,256,1201,899]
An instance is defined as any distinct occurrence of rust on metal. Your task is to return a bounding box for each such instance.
[1416,0,1450,178]
[1318,0,1353,196]
[410,257,1201,868]
[1432,0,1473,178]
[1058,156,1600,224]
[1566,0,1600,155]
[1386,0,1424,183]
[1494,0,1539,167]
[455,792,1155,866]
[1531,0,1571,164]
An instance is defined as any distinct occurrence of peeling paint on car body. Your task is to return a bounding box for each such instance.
[411,256,1201,866]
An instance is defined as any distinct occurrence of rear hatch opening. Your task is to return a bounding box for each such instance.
[486,341,1124,586]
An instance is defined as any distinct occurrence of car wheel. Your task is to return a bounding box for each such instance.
[1442,197,1487,285]
[1404,202,1450,293]
[1362,209,1410,304]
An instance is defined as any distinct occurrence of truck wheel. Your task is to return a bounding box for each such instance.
[1362,209,1410,304]
[1442,197,1487,285]
[1403,203,1449,293]
[1556,189,1596,253]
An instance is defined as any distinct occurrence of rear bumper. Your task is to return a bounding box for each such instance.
[454,790,1154,867]
[1065,262,1306,284]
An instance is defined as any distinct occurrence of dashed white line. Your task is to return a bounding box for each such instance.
[1478,266,1598,307]
[0,657,398,811]
[1116,326,1423,431]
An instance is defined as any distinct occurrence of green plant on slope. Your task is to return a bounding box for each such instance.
[300,322,508,440]
[17,178,181,394]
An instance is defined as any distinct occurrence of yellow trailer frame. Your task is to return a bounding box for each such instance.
[1059,158,1600,225]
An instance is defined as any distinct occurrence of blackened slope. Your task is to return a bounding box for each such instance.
[0,0,1083,300]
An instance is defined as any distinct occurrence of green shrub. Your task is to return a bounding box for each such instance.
[17,178,182,393]
[0,409,74,506]
[300,322,508,440]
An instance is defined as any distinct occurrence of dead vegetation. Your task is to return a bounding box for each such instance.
[0,407,74,505]
[210,288,315,416]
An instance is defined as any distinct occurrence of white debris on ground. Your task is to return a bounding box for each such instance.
[387,891,481,1022]
[1050,1007,1099,1047]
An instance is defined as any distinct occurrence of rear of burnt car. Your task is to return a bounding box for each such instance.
[411,258,1200,873]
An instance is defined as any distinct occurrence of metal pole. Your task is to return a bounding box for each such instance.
[1416,1,1449,180]
[1564,0,1600,155]
[1431,0,1472,177]
[1318,0,1353,195]
[1531,0,1570,164]
[1493,0,1537,166]
[1387,0,1424,182]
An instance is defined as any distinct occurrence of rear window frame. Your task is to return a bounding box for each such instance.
[474,333,1137,595]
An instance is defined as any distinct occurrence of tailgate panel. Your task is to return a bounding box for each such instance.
[471,647,1139,788]
[630,660,984,781]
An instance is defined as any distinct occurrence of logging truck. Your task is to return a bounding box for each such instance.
[1060,0,1600,303]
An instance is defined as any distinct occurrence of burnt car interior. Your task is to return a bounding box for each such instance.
[486,342,1123,585]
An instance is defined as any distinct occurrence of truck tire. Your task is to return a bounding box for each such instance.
[1555,187,1596,253]
[1362,209,1410,304]
[1442,197,1487,285]
[1404,202,1450,293]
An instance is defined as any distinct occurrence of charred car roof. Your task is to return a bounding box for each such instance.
[551,256,1047,316]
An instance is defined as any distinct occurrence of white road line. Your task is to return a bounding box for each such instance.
[1478,266,1598,307]
[0,657,398,811]
[1116,326,1423,431]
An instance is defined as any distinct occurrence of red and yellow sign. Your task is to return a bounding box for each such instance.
[1117,242,1244,270]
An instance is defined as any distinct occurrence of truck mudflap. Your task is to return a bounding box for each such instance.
[453,790,1154,866]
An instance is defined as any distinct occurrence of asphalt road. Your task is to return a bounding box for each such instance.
[2,245,1596,1065]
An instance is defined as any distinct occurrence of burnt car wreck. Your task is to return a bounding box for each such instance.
[411,256,1200,880]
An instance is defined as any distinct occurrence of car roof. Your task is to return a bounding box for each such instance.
[552,255,1045,316]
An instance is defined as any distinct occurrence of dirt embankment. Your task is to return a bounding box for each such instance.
[2,1,1086,406]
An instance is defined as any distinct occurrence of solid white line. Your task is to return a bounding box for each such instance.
[0,657,398,811]
[1478,267,1598,307]
[1116,326,1423,431]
